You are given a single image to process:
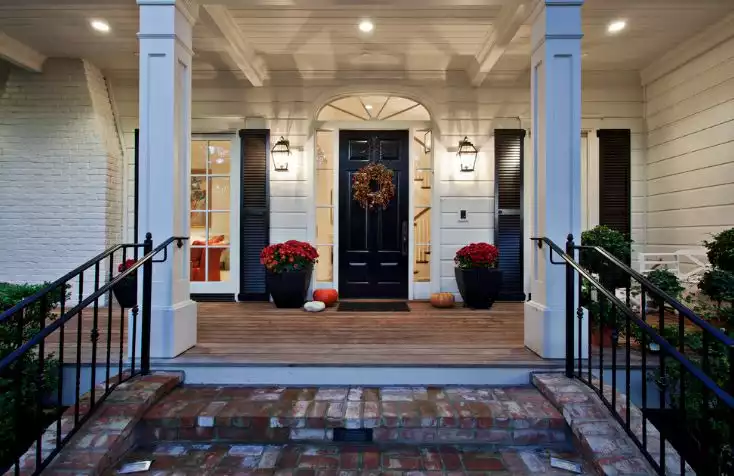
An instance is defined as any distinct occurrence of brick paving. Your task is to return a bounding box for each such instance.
[106,442,594,475]
[140,386,570,447]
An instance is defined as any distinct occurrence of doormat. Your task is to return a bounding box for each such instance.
[337,301,410,312]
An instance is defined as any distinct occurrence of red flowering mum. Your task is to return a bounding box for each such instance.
[118,259,137,273]
[260,240,319,273]
[454,243,499,269]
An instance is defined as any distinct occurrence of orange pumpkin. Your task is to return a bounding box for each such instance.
[430,292,455,308]
[313,288,339,307]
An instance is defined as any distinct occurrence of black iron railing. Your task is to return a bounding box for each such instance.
[532,235,734,475]
[0,233,187,475]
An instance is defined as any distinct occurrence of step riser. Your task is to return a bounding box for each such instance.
[139,424,571,447]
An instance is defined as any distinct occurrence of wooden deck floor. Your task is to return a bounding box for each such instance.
[48,301,547,366]
[181,301,544,366]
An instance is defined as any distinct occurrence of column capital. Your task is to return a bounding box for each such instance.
[530,0,584,52]
[137,0,199,25]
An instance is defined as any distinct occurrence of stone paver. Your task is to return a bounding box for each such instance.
[140,386,569,447]
[533,373,694,476]
[106,442,594,475]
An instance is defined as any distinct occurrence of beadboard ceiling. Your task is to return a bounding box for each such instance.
[0,0,732,86]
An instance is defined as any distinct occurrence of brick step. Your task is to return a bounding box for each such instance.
[139,386,571,448]
[107,442,594,475]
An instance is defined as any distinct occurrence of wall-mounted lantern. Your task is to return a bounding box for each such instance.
[457,136,478,172]
[271,136,291,172]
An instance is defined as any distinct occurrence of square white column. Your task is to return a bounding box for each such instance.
[136,0,198,358]
[524,0,585,358]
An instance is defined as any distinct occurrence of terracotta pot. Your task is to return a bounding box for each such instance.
[313,288,339,307]
[454,267,502,310]
[591,326,618,348]
[112,276,137,308]
[266,265,313,308]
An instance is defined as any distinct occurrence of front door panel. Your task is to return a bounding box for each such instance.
[339,130,409,299]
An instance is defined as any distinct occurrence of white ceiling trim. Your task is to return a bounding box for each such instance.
[469,0,538,87]
[640,11,734,86]
[201,4,267,87]
[0,31,46,73]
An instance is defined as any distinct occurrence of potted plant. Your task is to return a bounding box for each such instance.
[112,259,137,308]
[454,242,501,309]
[261,240,319,308]
[580,225,632,290]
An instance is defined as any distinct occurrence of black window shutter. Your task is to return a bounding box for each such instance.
[239,130,270,301]
[597,129,631,239]
[494,129,525,301]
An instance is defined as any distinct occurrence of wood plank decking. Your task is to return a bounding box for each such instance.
[47,301,541,366]
[183,301,539,365]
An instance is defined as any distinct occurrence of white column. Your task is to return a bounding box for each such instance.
[524,0,584,358]
[136,0,198,358]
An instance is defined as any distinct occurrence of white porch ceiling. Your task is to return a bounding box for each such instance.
[0,0,732,86]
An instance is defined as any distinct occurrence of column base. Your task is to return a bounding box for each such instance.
[524,300,589,360]
[128,299,198,360]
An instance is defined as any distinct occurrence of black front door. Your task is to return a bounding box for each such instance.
[338,130,410,299]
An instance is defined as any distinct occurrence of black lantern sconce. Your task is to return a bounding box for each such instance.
[457,136,478,172]
[271,136,291,172]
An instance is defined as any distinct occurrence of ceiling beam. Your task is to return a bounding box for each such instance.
[469,0,538,87]
[201,4,266,87]
[0,32,46,73]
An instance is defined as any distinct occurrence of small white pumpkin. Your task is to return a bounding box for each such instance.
[303,301,326,312]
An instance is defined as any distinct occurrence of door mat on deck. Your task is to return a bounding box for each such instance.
[337,301,410,312]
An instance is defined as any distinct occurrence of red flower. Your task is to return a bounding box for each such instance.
[260,240,319,273]
[454,243,499,269]
[118,259,137,273]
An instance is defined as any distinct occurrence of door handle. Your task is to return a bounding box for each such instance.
[401,221,408,256]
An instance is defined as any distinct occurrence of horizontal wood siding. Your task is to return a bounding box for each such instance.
[644,34,734,254]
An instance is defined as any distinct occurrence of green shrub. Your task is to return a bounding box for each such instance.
[580,225,632,289]
[703,228,734,273]
[646,267,684,301]
[0,282,63,469]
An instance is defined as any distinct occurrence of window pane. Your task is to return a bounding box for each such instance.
[191,177,206,210]
[316,130,334,170]
[316,208,333,245]
[208,212,230,244]
[315,170,334,206]
[414,245,431,282]
[414,207,431,244]
[208,177,230,210]
[414,170,432,207]
[315,246,333,282]
[191,212,207,239]
[191,141,208,174]
[209,141,231,174]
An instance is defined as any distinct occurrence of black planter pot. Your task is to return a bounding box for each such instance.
[266,266,313,308]
[112,276,137,308]
[455,267,502,309]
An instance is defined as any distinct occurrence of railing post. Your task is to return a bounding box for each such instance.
[141,232,153,375]
[565,234,575,378]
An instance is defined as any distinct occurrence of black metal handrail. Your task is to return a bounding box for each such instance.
[0,233,187,476]
[533,235,734,475]
[0,244,137,325]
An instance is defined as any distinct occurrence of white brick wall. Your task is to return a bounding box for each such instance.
[0,58,124,288]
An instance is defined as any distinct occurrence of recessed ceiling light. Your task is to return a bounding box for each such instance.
[365,104,373,110]
[359,20,374,33]
[607,20,626,34]
[90,19,110,33]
